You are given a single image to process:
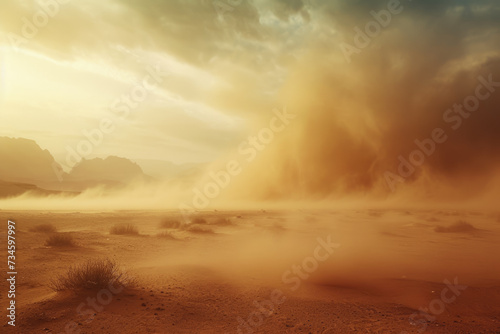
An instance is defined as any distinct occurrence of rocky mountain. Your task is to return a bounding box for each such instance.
[64,156,152,190]
[0,137,153,196]
[0,136,65,185]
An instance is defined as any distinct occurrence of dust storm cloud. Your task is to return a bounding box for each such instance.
[222,0,500,201]
[0,0,499,207]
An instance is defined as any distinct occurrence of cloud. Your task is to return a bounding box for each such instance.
[1,0,499,200]
[219,0,500,199]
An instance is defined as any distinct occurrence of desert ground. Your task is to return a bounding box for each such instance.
[1,208,500,334]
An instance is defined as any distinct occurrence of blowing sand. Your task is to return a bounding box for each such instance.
[1,208,499,333]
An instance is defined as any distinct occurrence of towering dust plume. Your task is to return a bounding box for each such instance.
[223,1,500,201]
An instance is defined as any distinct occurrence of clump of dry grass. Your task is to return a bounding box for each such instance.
[45,233,76,247]
[435,220,478,233]
[110,223,139,235]
[30,224,57,233]
[192,217,208,225]
[211,217,232,226]
[156,231,177,240]
[186,225,214,234]
[50,258,132,291]
[159,218,183,229]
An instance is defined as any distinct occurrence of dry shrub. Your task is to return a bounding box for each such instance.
[435,220,478,233]
[212,217,232,226]
[110,223,139,235]
[50,258,132,291]
[156,231,177,240]
[186,225,214,234]
[31,224,57,233]
[159,218,183,229]
[45,234,76,247]
[192,217,208,225]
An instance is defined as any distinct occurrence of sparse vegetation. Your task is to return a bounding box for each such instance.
[186,225,214,234]
[30,223,57,233]
[110,223,139,235]
[435,220,478,233]
[192,217,208,225]
[212,217,232,226]
[50,258,132,291]
[45,233,76,247]
[159,218,183,229]
[156,231,177,240]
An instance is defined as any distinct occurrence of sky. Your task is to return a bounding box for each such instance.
[0,0,499,199]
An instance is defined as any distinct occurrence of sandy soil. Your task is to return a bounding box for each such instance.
[1,209,500,333]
